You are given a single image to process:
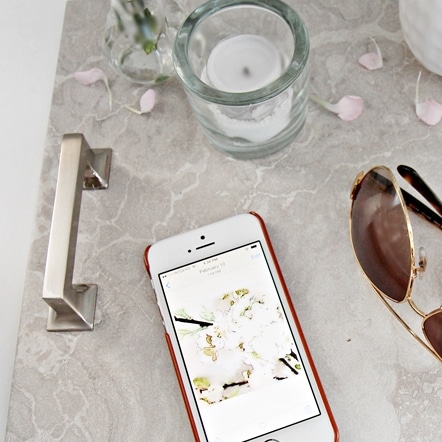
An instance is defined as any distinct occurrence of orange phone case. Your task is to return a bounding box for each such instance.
[143,212,339,441]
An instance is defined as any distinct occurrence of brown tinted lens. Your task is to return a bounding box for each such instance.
[351,167,412,302]
[423,311,442,358]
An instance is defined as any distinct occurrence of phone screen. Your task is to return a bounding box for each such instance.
[159,241,320,442]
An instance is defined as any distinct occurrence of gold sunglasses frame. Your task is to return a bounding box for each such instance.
[350,165,442,362]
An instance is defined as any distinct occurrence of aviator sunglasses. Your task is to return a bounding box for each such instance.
[350,165,442,361]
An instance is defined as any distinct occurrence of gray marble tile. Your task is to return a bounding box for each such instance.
[6,0,442,441]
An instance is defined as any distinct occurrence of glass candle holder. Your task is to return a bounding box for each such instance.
[173,0,310,159]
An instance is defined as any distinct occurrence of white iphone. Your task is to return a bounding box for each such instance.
[144,213,338,442]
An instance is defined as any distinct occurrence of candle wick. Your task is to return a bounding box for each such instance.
[243,66,251,77]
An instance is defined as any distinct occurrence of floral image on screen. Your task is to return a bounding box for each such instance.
[174,288,302,406]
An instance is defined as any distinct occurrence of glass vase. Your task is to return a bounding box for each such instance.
[103,0,186,85]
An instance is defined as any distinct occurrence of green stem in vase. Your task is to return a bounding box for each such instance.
[134,6,159,55]
[114,0,160,55]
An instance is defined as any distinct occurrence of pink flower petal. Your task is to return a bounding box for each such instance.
[74,67,113,109]
[416,100,442,126]
[359,52,383,70]
[358,38,383,70]
[139,89,156,114]
[74,68,108,85]
[415,71,442,126]
[324,95,364,121]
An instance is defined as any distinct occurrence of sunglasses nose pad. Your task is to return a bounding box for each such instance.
[416,246,427,279]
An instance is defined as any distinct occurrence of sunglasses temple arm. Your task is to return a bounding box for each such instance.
[402,188,442,231]
[397,165,442,216]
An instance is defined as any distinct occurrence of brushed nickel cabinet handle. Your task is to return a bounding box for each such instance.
[42,134,112,331]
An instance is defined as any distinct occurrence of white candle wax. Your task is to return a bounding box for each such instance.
[200,33,293,144]
[206,34,283,93]
[208,89,293,143]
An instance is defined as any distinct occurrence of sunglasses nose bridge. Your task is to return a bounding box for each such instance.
[408,297,426,318]
[414,246,427,279]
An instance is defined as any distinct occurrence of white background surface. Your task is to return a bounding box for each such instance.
[0,1,68,438]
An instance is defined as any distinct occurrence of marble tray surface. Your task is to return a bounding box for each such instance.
[6,0,441,441]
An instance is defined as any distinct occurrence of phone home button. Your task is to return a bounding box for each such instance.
[264,439,280,442]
